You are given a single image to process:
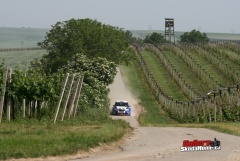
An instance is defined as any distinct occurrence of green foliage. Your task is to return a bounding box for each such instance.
[221,99,240,122]
[125,30,143,46]
[10,69,63,102]
[0,59,114,120]
[143,32,166,45]
[59,53,117,109]
[79,82,109,109]
[62,53,117,85]
[125,30,133,44]
[37,18,129,73]
[1,68,64,120]
[180,29,209,43]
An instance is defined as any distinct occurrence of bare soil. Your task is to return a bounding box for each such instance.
[9,67,240,161]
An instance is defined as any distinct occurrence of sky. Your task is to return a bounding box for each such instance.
[0,0,239,33]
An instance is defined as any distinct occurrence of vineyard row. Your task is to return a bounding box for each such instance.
[131,43,240,123]
[0,47,43,52]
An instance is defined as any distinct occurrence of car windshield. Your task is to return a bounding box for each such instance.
[115,102,128,106]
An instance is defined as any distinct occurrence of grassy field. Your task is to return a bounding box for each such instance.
[0,27,48,69]
[0,27,49,48]
[0,50,46,69]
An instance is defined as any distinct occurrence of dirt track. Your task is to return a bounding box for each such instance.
[67,67,240,161]
[70,67,240,161]
[10,67,240,161]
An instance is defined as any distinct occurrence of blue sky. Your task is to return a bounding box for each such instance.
[0,0,239,33]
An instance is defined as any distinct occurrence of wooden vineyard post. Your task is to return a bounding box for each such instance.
[238,84,240,121]
[29,101,32,117]
[208,101,211,123]
[37,101,42,121]
[22,99,26,118]
[179,101,183,119]
[22,73,26,118]
[6,68,12,121]
[219,89,222,122]
[0,68,9,123]
[61,74,75,121]
[73,76,84,118]
[53,73,69,124]
[68,75,81,119]
[202,99,206,119]
[214,92,217,123]
[192,101,195,117]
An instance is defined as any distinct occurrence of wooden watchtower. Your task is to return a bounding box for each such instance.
[165,18,175,43]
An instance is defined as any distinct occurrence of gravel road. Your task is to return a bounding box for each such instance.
[70,67,240,161]
[10,67,240,161]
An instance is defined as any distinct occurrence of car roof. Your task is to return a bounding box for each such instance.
[115,100,128,103]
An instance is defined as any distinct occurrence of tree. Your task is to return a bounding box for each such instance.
[62,53,117,86]
[61,53,117,109]
[180,29,209,43]
[143,32,166,45]
[37,18,129,73]
[125,30,133,44]
[125,30,143,47]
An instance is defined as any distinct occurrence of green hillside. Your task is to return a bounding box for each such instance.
[133,43,240,123]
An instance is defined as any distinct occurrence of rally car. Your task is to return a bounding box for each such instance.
[111,100,131,116]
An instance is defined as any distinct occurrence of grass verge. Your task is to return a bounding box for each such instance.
[0,115,129,160]
[172,122,240,136]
